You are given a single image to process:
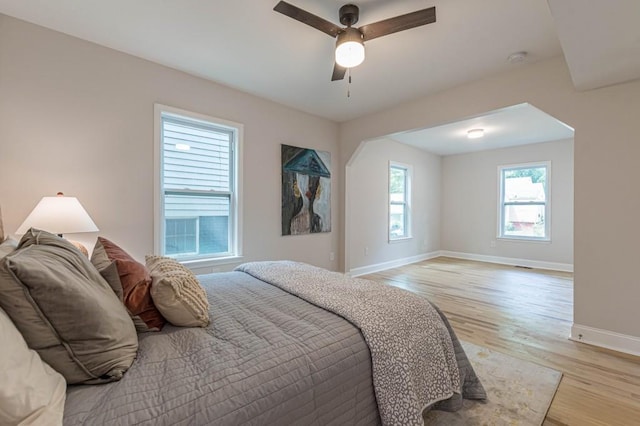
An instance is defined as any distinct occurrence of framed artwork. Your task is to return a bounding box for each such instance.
[281,144,331,235]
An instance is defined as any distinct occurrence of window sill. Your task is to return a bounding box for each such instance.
[389,236,413,244]
[181,255,244,269]
[497,236,551,244]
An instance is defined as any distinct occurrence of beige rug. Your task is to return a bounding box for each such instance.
[424,341,562,426]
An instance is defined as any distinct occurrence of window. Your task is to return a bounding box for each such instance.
[155,105,242,263]
[389,162,411,240]
[498,162,550,240]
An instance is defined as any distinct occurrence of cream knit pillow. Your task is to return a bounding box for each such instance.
[146,255,210,327]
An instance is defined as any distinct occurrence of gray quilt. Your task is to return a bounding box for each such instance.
[64,271,380,425]
[236,261,486,425]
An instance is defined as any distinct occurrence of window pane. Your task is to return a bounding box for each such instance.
[199,215,228,254]
[164,193,230,257]
[504,166,546,202]
[390,167,406,196]
[165,218,197,255]
[503,204,546,238]
[389,193,405,203]
[390,204,405,238]
[163,118,232,192]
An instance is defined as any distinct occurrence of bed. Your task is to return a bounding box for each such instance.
[0,227,485,426]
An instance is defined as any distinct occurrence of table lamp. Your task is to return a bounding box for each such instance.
[16,192,99,255]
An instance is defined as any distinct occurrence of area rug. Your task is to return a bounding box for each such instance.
[424,341,562,426]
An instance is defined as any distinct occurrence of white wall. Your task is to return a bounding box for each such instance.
[441,139,574,268]
[347,138,440,274]
[0,15,340,271]
[339,56,640,346]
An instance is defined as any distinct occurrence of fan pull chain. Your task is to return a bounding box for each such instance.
[347,68,352,98]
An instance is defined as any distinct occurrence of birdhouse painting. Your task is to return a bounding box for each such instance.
[282,144,331,235]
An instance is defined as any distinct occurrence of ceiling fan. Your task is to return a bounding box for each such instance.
[273,1,437,81]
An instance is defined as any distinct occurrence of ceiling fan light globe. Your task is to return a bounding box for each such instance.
[335,41,365,68]
[335,28,365,68]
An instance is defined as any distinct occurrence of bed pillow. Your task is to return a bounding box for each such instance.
[95,237,166,332]
[0,306,66,426]
[146,255,210,327]
[0,229,138,384]
[90,239,124,300]
[0,238,18,259]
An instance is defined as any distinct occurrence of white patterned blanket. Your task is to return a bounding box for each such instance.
[236,261,484,425]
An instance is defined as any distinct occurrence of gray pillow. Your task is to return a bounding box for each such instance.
[90,238,124,301]
[0,238,18,259]
[0,229,138,384]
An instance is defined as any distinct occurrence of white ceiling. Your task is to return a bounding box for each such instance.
[0,1,638,125]
[390,103,574,156]
[0,0,562,122]
[547,0,640,90]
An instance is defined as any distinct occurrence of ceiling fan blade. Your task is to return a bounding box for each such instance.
[331,63,347,81]
[359,6,436,42]
[273,1,341,37]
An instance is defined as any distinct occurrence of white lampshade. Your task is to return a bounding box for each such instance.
[16,193,99,235]
[335,28,365,68]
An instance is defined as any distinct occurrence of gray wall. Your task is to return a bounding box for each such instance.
[347,138,441,272]
[0,15,340,271]
[441,139,574,267]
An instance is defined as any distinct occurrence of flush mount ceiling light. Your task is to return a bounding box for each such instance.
[467,128,485,139]
[335,27,365,68]
[508,51,527,64]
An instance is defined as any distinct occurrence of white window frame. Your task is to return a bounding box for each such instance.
[388,161,412,242]
[154,104,243,267]
[497,161,551,242]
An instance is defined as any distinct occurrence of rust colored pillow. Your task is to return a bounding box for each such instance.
[95,237,165,332]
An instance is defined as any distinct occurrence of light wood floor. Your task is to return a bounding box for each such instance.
[364,257,640,426]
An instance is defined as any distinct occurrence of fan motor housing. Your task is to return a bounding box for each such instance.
[339,4,359,27]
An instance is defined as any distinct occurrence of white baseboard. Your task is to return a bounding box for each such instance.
[350,250,573,276]
[349,251,440,277]
[439,250,573,272]
[570,324,640,357]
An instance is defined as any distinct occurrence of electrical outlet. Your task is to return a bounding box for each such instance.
[364,246,369,256]
[490,240,496,248]
[329,252,335,261]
